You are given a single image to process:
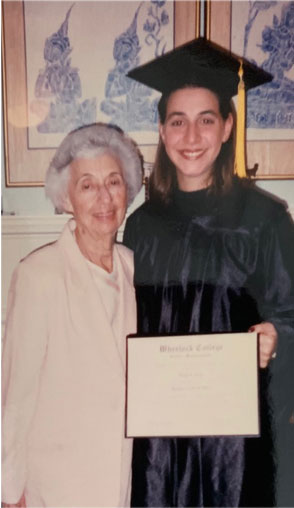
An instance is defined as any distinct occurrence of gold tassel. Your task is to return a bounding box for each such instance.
[234,59,247,178]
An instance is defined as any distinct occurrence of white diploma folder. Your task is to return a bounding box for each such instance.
[126,333,260,438]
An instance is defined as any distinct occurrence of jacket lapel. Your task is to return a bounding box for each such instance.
[56,219,124,376]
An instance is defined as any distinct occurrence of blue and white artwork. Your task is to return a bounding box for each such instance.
[101,1,170,132]
[231,1,294,141]
[24,1,174,149]
[34,4,96,135]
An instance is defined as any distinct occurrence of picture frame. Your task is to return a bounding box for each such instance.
[2,0,200,187]
[205,0,294,180]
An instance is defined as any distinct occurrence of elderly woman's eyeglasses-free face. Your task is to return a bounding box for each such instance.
[66,153,127,242]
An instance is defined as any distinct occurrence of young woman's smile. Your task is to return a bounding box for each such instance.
[159,87,233,191]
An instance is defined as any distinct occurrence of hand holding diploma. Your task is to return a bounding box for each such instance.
[249,322,278,368]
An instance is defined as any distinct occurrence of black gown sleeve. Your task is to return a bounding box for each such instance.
[258,207,294,341]
[256,204,294,424]
[123,213,137,251]
[260,205,294,506]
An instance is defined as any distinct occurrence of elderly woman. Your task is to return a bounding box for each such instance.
[2,123,142,507]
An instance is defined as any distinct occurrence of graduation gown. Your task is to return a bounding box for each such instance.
[123,178,294,507]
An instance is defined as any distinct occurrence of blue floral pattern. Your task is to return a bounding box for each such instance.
[101,1,170,132]
[243,1,294,130]
[35,4,96,133]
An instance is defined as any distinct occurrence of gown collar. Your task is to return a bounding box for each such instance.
[173,186,217,218]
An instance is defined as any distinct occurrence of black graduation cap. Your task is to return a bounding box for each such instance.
[127,37,272,99]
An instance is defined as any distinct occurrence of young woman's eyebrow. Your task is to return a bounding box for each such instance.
[166,109,218,121]
[199,110,218,116]
[165,111,186,121]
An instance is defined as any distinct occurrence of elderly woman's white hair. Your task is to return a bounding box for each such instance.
[45,123,143,211]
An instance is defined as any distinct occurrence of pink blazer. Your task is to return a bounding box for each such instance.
[2,219,136,507]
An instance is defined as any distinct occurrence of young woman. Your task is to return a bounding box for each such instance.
[123,38,294,507]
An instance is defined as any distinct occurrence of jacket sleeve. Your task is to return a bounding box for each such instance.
[2,261,49,504]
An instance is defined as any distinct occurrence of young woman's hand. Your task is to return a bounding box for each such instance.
[248,322,278,368]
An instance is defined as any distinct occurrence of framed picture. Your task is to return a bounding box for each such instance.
[2,0,200,187]
[205,0,294,179]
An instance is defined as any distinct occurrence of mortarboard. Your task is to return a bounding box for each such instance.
[127,37,272,100]
[127,37,273,177]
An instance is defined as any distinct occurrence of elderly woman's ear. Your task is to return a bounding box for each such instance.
[62,194,74,215]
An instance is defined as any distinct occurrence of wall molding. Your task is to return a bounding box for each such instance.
[2,214,125,236]
[2,214,71,235]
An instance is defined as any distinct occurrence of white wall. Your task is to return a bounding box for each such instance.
[257,180,294,217]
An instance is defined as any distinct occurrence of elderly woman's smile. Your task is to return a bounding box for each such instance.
[67,153,128,242]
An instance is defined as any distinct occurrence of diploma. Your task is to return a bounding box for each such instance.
[126,333,259,438]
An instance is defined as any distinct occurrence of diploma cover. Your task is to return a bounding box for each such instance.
[126,333,259,437]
